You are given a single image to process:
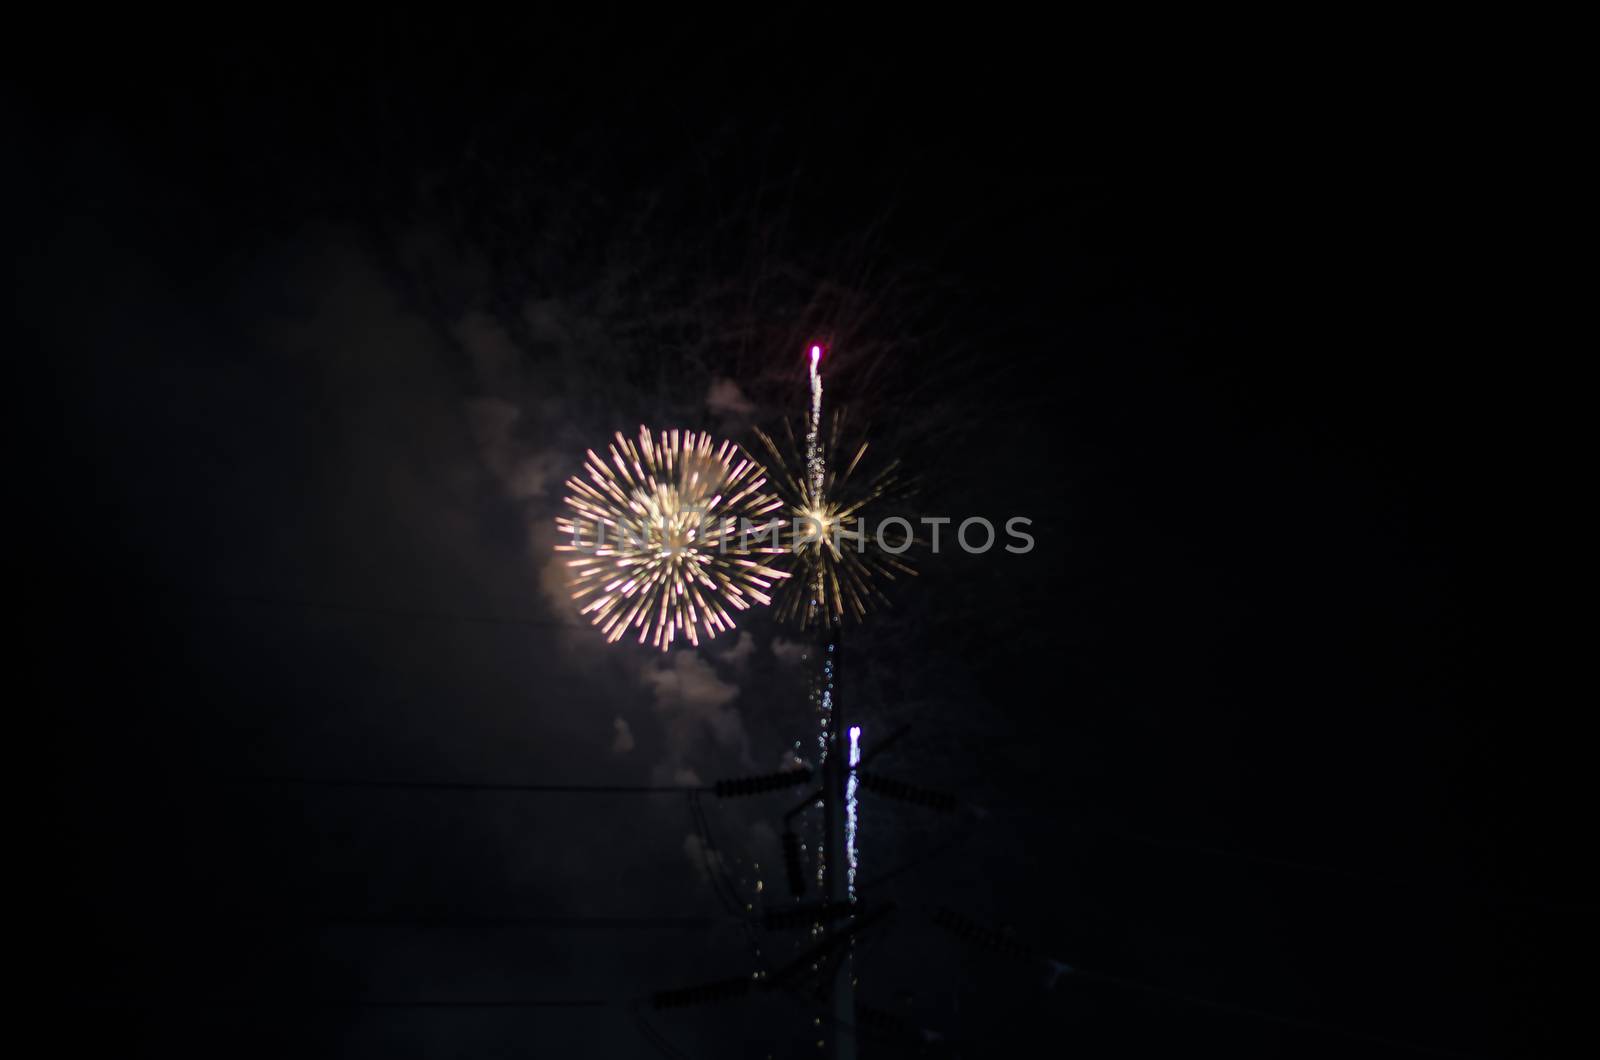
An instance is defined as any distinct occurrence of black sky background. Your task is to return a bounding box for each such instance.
[16,28,1590,1059]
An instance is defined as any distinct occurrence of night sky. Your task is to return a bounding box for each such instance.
[19,29,1588,1059]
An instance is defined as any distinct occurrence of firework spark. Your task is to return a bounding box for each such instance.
[556,427,789,650]
[750,346,915,629]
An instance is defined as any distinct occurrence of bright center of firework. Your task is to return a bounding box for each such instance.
[796,502,850,557]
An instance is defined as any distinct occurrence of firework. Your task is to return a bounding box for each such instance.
[556,427,789,650]
[750,346,915,629]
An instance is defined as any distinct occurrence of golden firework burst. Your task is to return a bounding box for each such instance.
[750,349,914,629]
[555,427,789,650]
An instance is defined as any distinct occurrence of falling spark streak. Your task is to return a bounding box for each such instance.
[750,347,915,630]
[555,426,789,650]
[846,724,861,900]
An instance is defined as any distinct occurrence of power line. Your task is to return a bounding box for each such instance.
[159,586,585,631]
[221,912,739,930]
[931,906,1494,1058]
[1060,819,1592,913]
[218,766,813,799]
[225,774,1586,910]
[630,1001,699,1060]
[73,998,610,1010]
[222,776,706,794]
[1068,966,1494,1059]
[860,796,1586,912]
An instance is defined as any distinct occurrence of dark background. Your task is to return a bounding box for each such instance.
[15,26,1588,1059]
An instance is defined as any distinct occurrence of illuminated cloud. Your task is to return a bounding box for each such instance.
[772,637,809,666]
[610,717,635,754]
[706,377,756,418]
